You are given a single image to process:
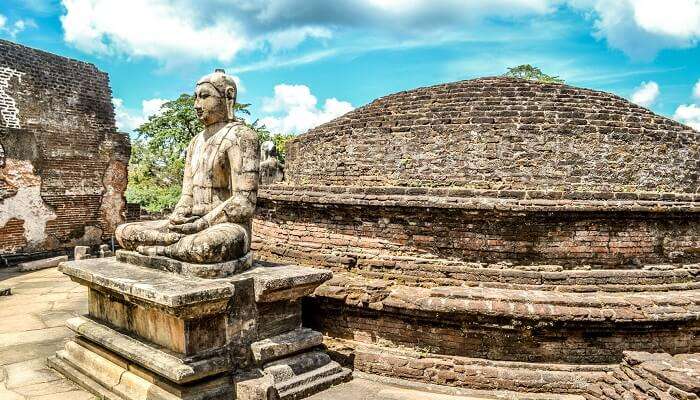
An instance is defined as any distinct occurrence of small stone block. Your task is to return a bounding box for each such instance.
[251,327,323,364]
[99,244,113,258]
[18,255,68,272]
[74,246,90,260]
[241,265,332,302]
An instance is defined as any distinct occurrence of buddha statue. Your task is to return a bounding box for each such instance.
[115,69,259,264]
[259,140,284,185]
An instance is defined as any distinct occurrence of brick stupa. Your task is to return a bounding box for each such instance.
[252,77,700,398]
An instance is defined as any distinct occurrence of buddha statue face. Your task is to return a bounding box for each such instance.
[194,83,227,126]
[194,69,238,126]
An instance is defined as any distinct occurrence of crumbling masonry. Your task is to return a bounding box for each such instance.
[0,40,130,263]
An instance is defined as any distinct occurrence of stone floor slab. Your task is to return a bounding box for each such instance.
[0,313,46,334]
[4,357,62,388]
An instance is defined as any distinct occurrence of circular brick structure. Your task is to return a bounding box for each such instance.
[252,77,700,396]
[285,76,698,194]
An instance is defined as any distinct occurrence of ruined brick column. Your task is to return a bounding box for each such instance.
[0,39,129,262]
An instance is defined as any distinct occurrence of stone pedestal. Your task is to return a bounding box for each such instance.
[48,250,350,400]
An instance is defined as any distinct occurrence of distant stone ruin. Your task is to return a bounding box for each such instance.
[0,40,130,263]
[253,77,700,398]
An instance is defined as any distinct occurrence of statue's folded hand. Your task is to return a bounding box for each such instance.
[169,213,197,225]
[168,217,209,234]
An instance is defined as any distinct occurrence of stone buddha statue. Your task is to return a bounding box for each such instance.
[259,140,285,184]
[115,69,260,264]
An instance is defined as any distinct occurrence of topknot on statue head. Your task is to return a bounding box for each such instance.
[195,69,238,123]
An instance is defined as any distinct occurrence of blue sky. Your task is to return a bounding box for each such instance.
[2,0,700,134]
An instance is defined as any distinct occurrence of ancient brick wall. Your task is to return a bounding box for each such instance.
[253,187,700,271]
[0,39,130,259]
[305,297,699,364]
[285,77,698,194]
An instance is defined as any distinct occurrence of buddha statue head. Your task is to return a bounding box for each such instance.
[194,69,238,126]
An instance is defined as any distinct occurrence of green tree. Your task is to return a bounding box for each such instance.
[125,94,291,212]
[503,64,564,84]
[126,94,200,212]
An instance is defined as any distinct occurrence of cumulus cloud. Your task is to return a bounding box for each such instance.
[694,79,700,99]
[58,0,700,64]
[259,84,353,134]
[570,0,700,59]
[113,97,167,133]
[630,81,660,107]
[674,104,700,130]
[0,14,37,38]
[60,0,249,62]
[58,0,556,64]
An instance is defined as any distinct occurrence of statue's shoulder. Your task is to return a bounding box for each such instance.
[220,121,257,144]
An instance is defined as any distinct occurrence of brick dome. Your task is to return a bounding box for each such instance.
[285,77,699,195]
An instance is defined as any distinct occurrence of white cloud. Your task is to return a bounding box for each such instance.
[57,0,700,65]
[58,0,557,64]
[0,14,36,38]
[259,84,353,134]
[232,76,245,94]
[60,0,246,63]
[570,0,700,59]
[630,81,660,107]
[674,104,700,130]
[113,97,167,133]
[694,79,700,99]
[632,0,700,38]
[141,98,167,119]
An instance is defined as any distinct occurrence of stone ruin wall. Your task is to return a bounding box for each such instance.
[0,40,130,261]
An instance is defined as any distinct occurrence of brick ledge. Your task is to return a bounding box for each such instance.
[259,185,699,212]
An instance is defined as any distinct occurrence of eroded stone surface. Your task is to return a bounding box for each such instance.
[0,39,129,258]
[59,258,235,313]
[115,69,260,265]
[242,264,332,302]
[116,249,252,278]
[251,327,324,364]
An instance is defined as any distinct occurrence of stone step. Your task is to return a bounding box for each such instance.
[274,361,351,400]
[264,351,332,383]
[48,353,127,400]
[262,350,351,400]
[49,344,234,400]
[67,316,230,384]
[251,327,323,364]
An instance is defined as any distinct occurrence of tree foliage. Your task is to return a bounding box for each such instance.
[503,64,564,84]
[125,94,293,212]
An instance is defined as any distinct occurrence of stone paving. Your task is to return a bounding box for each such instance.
[0,266,546,400]
[0,266,93,400]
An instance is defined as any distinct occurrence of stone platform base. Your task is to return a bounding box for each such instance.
[50,256,349,400]
[48,339,234,400]
[49,335,350,400]
[116,249,253,278]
